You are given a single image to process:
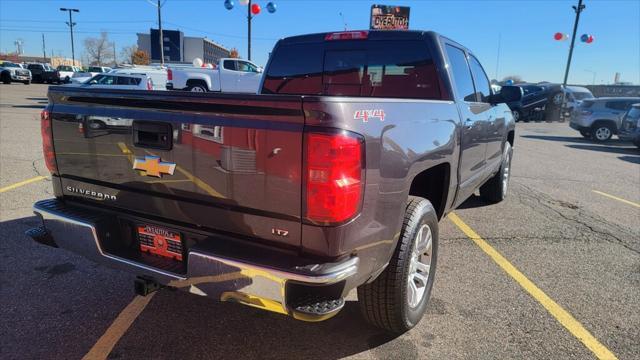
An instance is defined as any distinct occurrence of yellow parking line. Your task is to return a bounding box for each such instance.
[0,176,47,193]
[447,212,618,360]
[82,294,155,360]
[592,190,640,208]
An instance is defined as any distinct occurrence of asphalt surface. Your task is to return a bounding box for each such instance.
[1,84,638,360]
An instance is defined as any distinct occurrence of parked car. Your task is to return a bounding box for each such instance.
[76,73,154,90]
[505,84,548,121]
[110,66,167,90]
[552,86,594,113]
[31,30,521,334]
[57,65,82,83]
[570,97,640,141]
[618,103,640,148]
[86,66,111,76]
[167,58,262,93]
[0,61,31,84]
[27,63,60,84]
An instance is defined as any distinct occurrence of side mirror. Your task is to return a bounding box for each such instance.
[492,85,522,104]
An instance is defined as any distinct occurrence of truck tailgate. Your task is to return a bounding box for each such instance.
[48,87,304,248]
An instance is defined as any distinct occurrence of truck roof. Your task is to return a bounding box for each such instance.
[279,30,439,44]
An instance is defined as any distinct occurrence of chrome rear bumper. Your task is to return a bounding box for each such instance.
[33,199,358,320]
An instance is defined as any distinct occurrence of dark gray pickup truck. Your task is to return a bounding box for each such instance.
[31,30,520,333]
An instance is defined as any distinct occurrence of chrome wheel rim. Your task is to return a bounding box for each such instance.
[513,111,520,122]
[502,149,511,197]
[553,93,563,105]
[407,224,433,308]
[190,86,205,92]
[594,127,611,141]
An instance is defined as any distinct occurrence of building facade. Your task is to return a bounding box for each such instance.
[137,29,230,64]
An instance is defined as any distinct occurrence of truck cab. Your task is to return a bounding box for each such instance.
[166,58,262,93]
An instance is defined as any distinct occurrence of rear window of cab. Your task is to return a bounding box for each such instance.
[262,40,442,100]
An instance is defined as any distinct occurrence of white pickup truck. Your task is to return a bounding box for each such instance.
[166,58,262,93]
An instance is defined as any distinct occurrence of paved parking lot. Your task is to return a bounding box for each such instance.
[1,84,638,360]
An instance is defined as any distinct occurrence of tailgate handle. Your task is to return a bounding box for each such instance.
[132,121,172,150]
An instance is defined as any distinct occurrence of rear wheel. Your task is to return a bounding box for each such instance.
[591,123,614,142]
[358,196,438,334]
[480,142,513,203]
[187,81,208,92]
[1,72,11,84]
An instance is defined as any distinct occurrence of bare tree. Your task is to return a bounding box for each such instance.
[84,32,114,66]
[501,75,523,84]
[120,44,138,64]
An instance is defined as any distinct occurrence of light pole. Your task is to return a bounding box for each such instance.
[60,8,79,65]
[147,0,165,66]
[224,1,277,61]
[560,0,585,120]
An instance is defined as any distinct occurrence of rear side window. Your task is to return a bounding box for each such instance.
[116,76,141,85]
[223,60,237,71]
[605,101,631,111]
[262,40,441,100]
[468,55,491,102]
[445,44,476,102]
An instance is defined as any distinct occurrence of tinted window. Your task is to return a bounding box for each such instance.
[28,64,43,70]
[572,92,593,100]
[605,101,631,111]
[445,44,476,102]
[92,75,115,85]
[263,40,441,99]
[468,55,491,102]
[88,67,104,73]
[223,60,237,71]
[116,76,141,85]
[626,107,640,120]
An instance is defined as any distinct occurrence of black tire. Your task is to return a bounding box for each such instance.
[357,196,438,334]
[513,110,523,122]
[591,122,614,142]
[187,81,208,92]
[33,75,42,83]
[23,80,30,85]
[1,72,11,84]
[480,142,513,203]
[579,129,591,138]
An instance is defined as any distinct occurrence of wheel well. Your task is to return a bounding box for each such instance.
[409,163,450,220]
[507,130,515,147]
[591,120,617,133]
[186,79,208,89]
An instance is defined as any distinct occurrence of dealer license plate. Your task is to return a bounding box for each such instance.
[137,224,183,261]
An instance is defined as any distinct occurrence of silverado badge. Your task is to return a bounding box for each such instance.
[133,155,176,178]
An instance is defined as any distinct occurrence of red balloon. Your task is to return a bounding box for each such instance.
[554,32,563,40]
[586,35,594,44]
[251,3,260,15]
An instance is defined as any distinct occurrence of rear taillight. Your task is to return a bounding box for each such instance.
[167,68,173,81]
[324,31,368,41]
[40,109,57,174]
[304,131,363,224]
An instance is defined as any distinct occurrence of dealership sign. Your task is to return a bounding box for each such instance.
[370,5,410,30]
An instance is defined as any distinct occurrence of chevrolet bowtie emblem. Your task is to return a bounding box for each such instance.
[133,156,176,178]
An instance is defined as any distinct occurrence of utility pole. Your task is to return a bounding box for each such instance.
[113,42,117,66]
[60,8,79,65]
[157,0,164,65]
[41,34,46,62]
[495,33,502,81]
[560,0,585,120]
[247,0,252,60]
